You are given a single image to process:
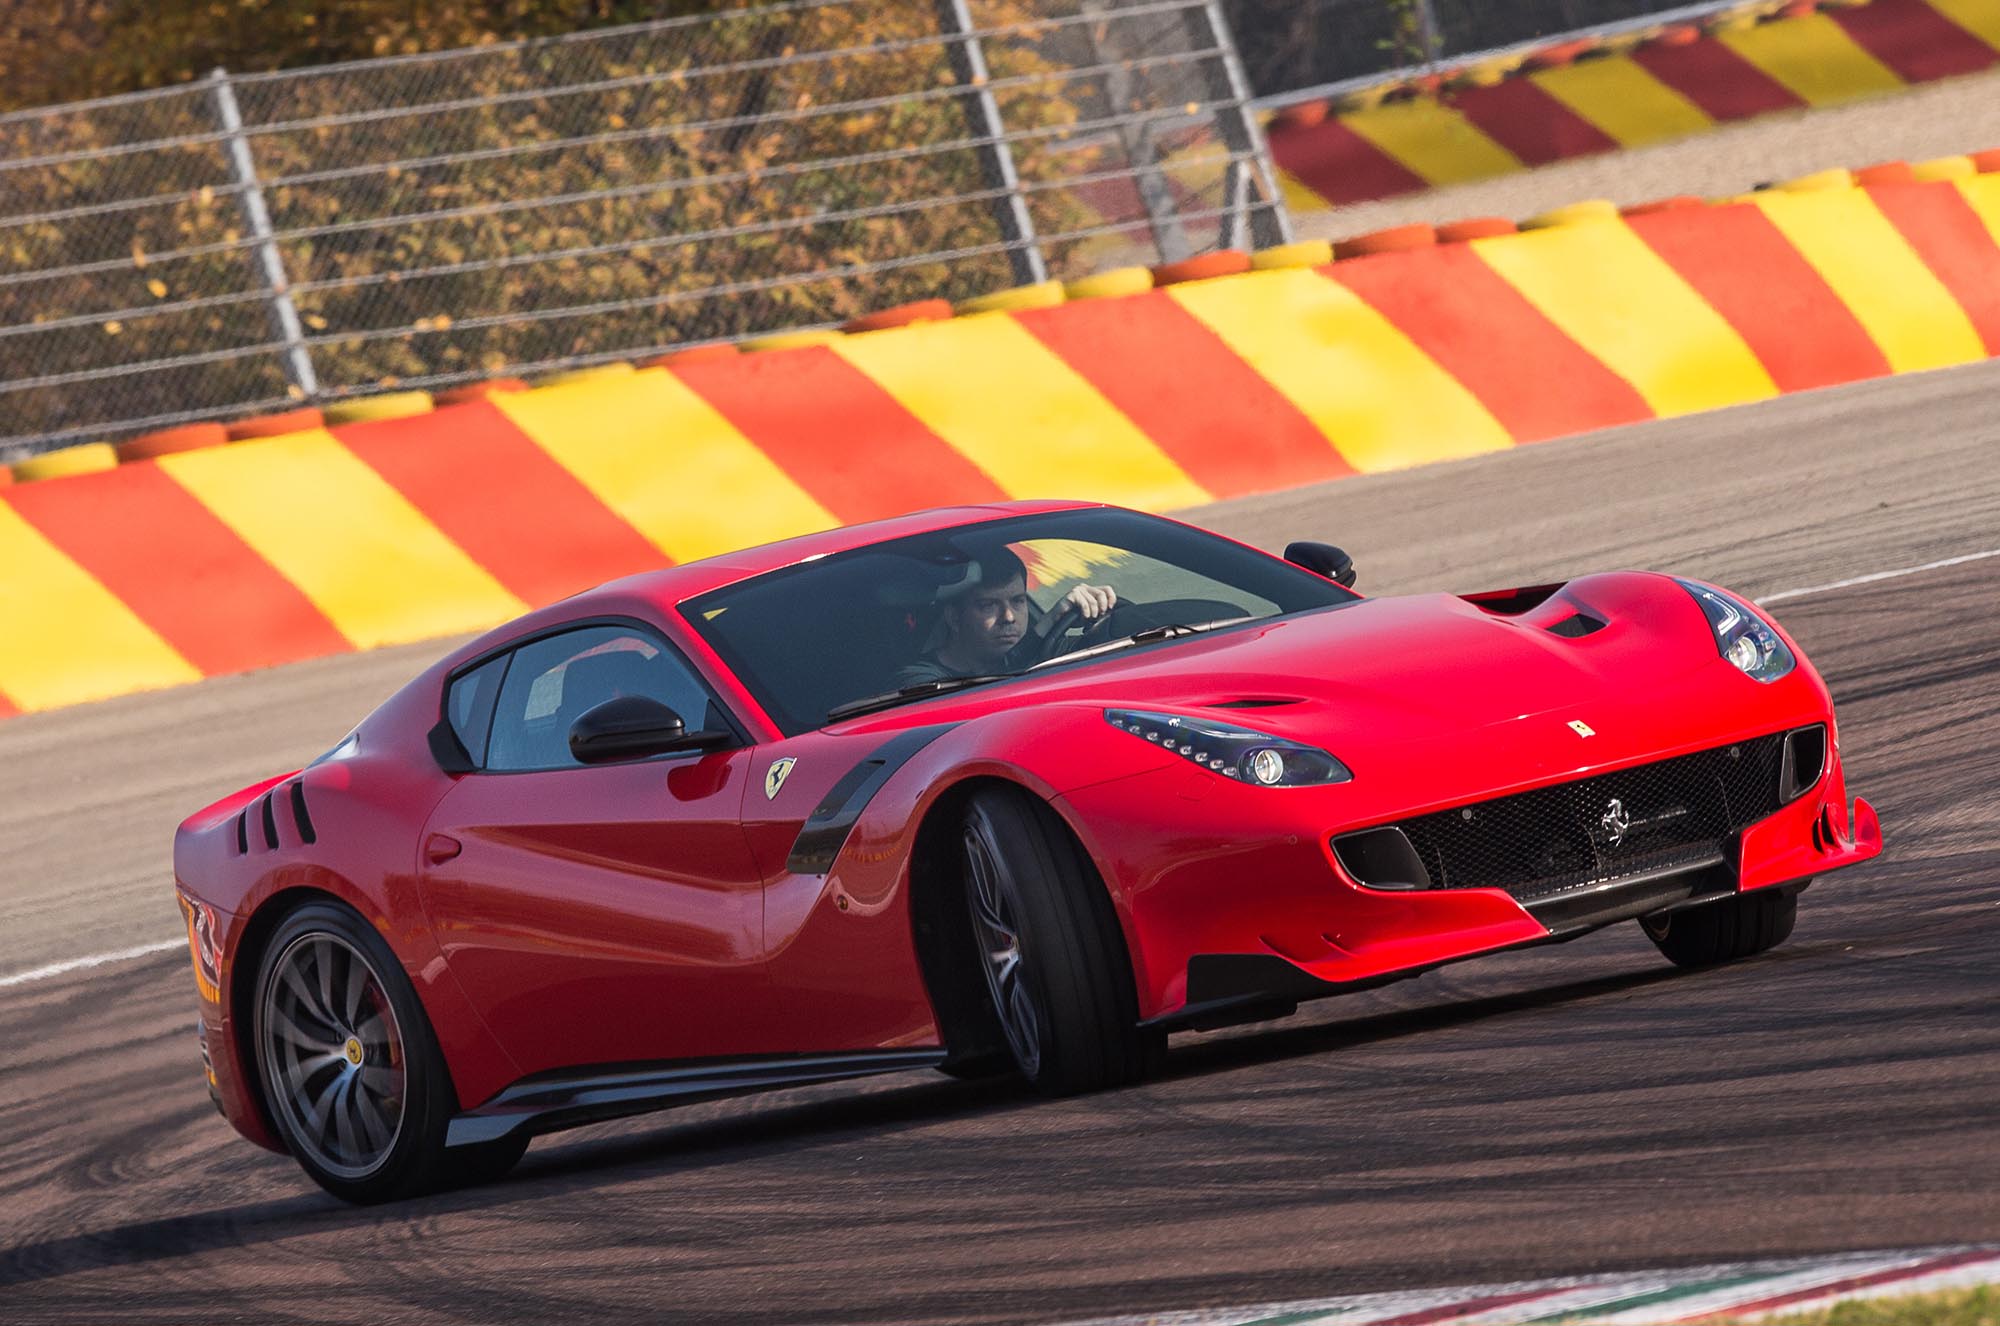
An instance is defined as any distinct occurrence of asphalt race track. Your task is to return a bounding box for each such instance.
[3,362,1997,1323]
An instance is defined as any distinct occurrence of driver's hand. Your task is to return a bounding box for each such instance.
[1061,583,1117,620]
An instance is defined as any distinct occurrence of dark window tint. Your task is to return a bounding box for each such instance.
[445,654,509,767]
[684,507,1355,735]
[485,626,720,772]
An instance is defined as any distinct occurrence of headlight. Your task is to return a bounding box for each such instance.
[1674,579,1795,683]
[1105,708,1352,786]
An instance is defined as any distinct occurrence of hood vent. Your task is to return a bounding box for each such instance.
[1206,697,1302,710]
[1546,612,1606,639]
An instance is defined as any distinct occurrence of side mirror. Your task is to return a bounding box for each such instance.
[1284,541,1357,588]
[568,695,729,765]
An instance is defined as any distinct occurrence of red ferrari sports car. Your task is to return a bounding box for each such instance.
[174,500,1881,1202]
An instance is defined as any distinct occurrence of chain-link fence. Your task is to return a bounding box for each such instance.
[1225,0,1734,102]
[0,0,1290,458]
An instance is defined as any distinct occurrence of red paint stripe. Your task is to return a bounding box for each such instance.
[1373,1286,1578,1326]
[340,401,670,607]
[672,346,1008,523]
[1688,1249,2000,1321]
[1625,203,1892,393]
[1829,0,1995,81]
[1266,116,1429,205]
[5,465,351,675]
[1450,78,1619,167]
[1331,246,1652,442]
[1866,181,2000,353]
[1630,35,1805,121]
[1014,290,1353,498]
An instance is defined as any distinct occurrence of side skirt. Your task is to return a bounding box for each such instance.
[446,1048,948,1148]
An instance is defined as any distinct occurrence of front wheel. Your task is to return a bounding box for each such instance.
[252,901,473,1203]
[960,787,1163,1095]
[1641,887,1799,969]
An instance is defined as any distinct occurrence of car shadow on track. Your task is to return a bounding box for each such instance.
[0,958,1686,1291]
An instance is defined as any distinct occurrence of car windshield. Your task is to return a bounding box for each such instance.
[682,508,1356,735]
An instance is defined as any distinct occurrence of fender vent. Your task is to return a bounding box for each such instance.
[288,780,318,845]
[234,810,250,855]
[259,792,280,850]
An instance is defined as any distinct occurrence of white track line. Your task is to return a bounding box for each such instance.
[1759,546,2000,605]
[0,937,183,989]
[8,549,1995,991]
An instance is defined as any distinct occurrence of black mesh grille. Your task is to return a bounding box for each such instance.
[1361,734,1789,903]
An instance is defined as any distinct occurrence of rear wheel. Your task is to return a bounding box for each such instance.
[961,787,1163,1095]
[1641,887,1799,969]
[252,902,515,1203]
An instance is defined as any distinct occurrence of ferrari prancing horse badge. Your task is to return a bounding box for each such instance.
[764,758,797,800]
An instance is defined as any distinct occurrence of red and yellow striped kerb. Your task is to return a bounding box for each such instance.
[6,172,2000,717]
[1269,0,2000,209]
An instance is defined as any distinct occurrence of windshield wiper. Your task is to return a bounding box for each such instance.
[826,674,1012,723]
[1028,616,1253,670]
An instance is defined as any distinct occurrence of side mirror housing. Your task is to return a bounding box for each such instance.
[568,696,729,765]
[1284,541,1357,588]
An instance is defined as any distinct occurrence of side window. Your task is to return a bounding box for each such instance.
[445,654,509,767]
[485,625,721,772]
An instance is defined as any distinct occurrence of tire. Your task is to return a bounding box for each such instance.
[1641,887,1799,970]
[251,901,466,1204]
[960,787,1164,1096]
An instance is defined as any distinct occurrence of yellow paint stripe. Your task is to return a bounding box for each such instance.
[493,370,837,563]
[1279,169,1334,214]
[1528,57,1713,147]
[1716,13,1905,106]
[1166,268,1511,473]
[159,431,526,649]
[1956,172,2000,247]
[1470,219,1777,417]
[1926,0,2000,52]
[1750,188,1985,374]
[0,501,200,711]
[1339,98,1521,187]
[833,315,1211,509]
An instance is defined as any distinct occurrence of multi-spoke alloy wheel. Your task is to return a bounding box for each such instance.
[250,902,491,1203]
[964,822,1042,1079]
[260,932,407,1180]
[957,788,1162,1095]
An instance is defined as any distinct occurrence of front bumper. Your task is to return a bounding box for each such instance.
[1058,725,1882,1027]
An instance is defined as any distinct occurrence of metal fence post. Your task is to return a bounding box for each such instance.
[933,0,1048,286]
[208,67,318,398]
[1186,0,1293,248]
[1414,0,1445,64]
[1082,0,1194,264]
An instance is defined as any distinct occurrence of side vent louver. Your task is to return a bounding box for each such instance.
[289,780,317,845]
[259,793,280,851]
[234,810,250,855]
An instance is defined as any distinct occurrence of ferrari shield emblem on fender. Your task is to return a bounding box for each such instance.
[1567,720,1596,738]
[764,758,797,800]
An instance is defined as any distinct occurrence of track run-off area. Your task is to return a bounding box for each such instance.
[2,360,1997,1323]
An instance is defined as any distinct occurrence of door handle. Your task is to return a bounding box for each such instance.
[424,833,462,865]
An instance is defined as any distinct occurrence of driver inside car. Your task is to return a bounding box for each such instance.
[892,546,1117,688]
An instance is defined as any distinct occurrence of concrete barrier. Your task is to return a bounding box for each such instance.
[1267,0,2000,209]
[4,170,2000,715]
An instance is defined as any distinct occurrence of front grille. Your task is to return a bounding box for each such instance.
[1345,734,1789,903]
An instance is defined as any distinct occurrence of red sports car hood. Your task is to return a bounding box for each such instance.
[841,572,1720,745]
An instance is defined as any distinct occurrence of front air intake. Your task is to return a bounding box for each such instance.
[1781,725,1827,803]
[1333,826,1434,890]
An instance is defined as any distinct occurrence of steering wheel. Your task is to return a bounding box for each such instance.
[1023,599,1119,664]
